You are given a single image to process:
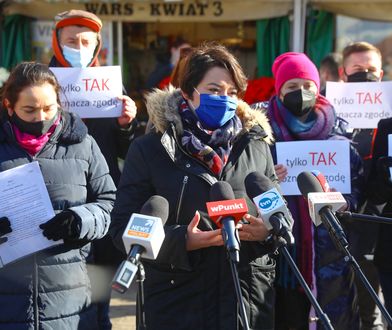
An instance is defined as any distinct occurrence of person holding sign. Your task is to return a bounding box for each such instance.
[0,62,115,329]
[50,9,137,184]
[110,43,278,330]
[253,52,364,330]
[50,10,137,328]
[339,41,385,330]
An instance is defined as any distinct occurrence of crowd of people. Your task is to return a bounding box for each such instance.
[0,8,391,330]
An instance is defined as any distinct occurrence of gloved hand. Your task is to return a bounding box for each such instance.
[0,217,12,245]
[39,210,80,241]
[376,156,392,185]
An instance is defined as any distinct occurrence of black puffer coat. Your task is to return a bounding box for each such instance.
[0,111,116,330]
[110,88,278,330]
[367,118,392,271]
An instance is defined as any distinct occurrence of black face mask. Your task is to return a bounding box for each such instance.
[11,112,58,137]
[346,71,379,82]
[282,89,316,117]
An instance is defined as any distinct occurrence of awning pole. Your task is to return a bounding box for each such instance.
[107,21,114,66]
[116,21,123,68]
[292,0,303,52]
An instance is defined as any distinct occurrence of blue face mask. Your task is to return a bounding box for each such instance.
[62,45,94,68]
[193,93,238,130]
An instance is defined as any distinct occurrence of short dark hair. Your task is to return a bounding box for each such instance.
[320,52,342,81]
[180,42,247,98]
[2,62,61,109]
[342,41,382,65]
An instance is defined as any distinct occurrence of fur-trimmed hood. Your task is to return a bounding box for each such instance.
[145,86,273,144]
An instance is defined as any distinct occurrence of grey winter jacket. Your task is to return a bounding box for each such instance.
[0,110,116,330]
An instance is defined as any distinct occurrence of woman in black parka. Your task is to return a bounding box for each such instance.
[110,43,279,330]
[367,117,392,317]
[0,62,116,330]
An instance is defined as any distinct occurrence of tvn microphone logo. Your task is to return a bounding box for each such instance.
[258,191,280,212]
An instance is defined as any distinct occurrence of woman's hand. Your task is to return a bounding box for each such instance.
[186,211,224,251]
[117,95,137,128]
[0,217,12,245]
[274,164,288,183]
[237,214,270,242]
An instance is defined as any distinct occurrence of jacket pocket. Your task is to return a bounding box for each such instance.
[144,263,198,295]
[245,256,276,330]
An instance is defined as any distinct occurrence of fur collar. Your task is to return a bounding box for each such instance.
[145,86,273,144]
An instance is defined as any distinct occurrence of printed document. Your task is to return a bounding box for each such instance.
[0,162,60,267]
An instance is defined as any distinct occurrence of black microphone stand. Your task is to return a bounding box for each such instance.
[129,247,147,330]
[269,216,334,330]
[222,227,250,330]
[320,208,392,327]
[336,211,392,225]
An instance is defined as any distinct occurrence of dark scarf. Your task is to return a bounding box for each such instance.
[178,99,242,176]
[269,94,336,290]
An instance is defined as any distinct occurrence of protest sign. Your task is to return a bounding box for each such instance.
[326,81,392,128]
[276,140,351,195]
[50,66,122,118]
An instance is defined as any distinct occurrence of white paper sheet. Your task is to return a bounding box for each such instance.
[50,66,123,118]
[0,162,61,267]
[326,81,392,129]
[276,140,351,195]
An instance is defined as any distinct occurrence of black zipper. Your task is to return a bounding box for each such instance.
[175,175,189,224]
[33,254,39,330]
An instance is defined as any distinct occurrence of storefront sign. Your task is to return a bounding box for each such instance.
[5,0,292,22]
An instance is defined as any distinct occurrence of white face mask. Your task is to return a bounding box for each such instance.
[62,45,94,68]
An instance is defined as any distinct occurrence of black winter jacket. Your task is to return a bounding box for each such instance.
[110,88,279,330]
[0,111,116,330]
[367,118,392,271]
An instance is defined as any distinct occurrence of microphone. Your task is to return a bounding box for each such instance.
[207,181,248,263]
[244,172,294,244]
[112,195,169,293]
[297,171,348,248]
[297,172,392,328]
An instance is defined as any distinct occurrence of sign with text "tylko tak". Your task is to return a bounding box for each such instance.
[276,140,351,196]
[326,81,392,129]
[50,66,123,118]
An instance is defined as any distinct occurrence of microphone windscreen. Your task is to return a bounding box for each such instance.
[210,181,235,201]
[140,195,169,225]
[297,171,325,197]
[244,172,274,199]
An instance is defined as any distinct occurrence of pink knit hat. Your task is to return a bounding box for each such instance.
[272,52,320,95]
